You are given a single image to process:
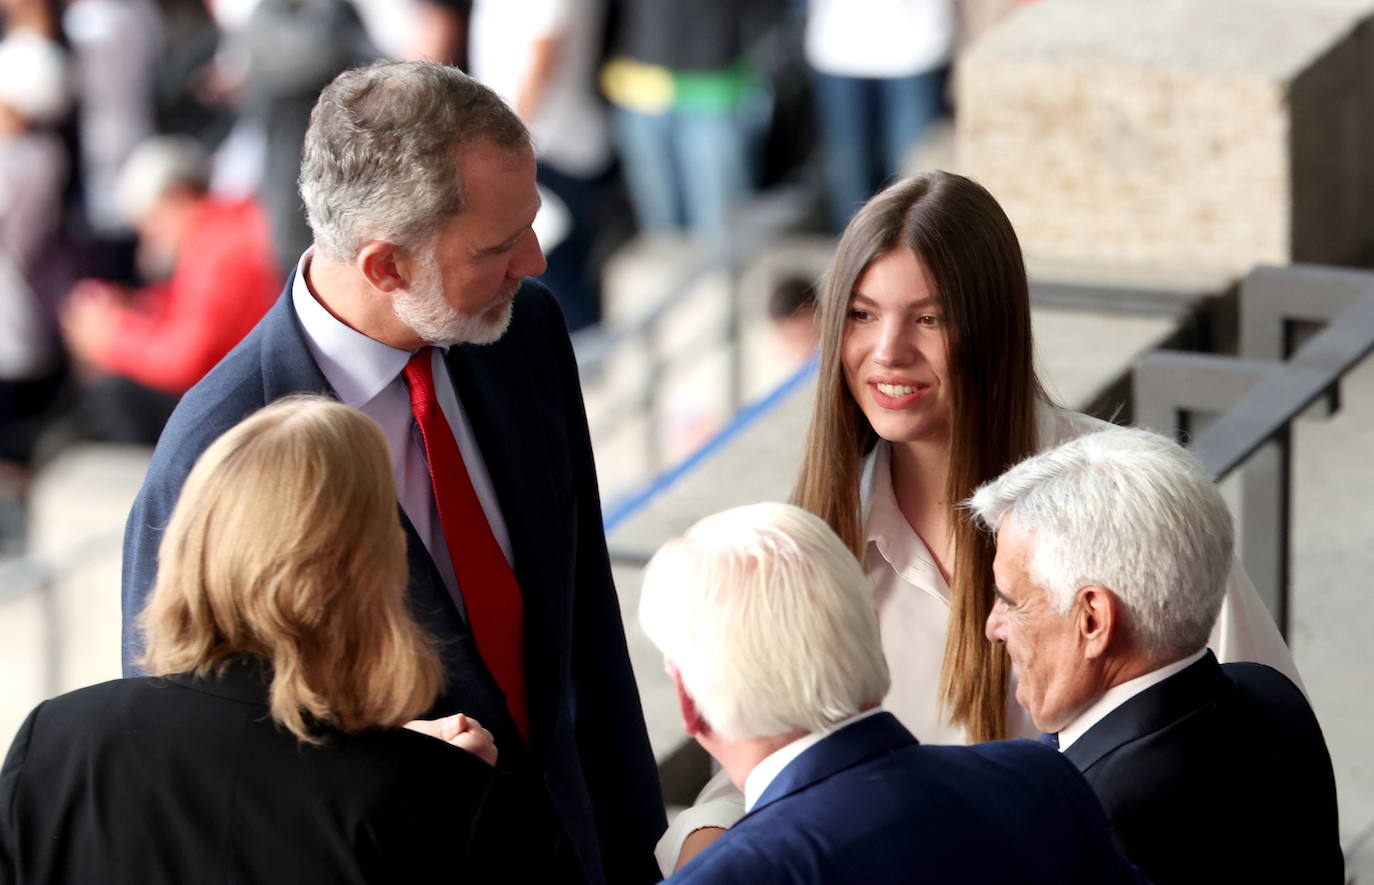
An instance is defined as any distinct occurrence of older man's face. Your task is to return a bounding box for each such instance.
[984,516,1094,733]
[399,139,546,346]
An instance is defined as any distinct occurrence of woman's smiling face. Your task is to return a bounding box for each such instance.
[841,247,951,445]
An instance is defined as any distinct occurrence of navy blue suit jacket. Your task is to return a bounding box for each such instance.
[1064,651,1342,883]
[667,712,1143,884]
[121,278,665,885]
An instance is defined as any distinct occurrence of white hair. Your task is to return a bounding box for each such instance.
[299,60,528,263]
[967,426,1232,660]
[639,503,890,741]
[113,136,210,224]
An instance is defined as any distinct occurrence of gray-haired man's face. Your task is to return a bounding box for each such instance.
[396,140,545,346]
[986,517,1096,733]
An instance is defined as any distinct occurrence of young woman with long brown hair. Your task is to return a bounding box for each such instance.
[794,170,1297,745]
[657,171,1300,871]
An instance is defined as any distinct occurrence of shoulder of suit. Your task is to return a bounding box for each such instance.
[1218,660,1310,707]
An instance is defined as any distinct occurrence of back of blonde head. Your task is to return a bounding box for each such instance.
[138,395,442,743]
[639,503,890,741]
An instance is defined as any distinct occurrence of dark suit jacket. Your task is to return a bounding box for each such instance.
[1064,651,1343,883]
[120,278,665,884]
[668,712,1144,884]
[0,657,559,884]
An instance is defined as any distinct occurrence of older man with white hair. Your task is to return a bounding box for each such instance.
[641,501,1143,883]
[973,426,1341,883]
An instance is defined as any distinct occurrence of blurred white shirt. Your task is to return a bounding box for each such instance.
[469,0,611,178]
[806,0,956,79]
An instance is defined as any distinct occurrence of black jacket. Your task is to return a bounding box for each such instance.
[0,658,563,884]
[1065,651,1343,883]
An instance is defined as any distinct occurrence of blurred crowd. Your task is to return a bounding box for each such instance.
[0,0,1037,517]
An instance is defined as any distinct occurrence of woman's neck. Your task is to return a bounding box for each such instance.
[888,437,955,582]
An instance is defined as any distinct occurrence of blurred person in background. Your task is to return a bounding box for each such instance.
[470,0,610,331]
[55,135,278,446]
[805,0,955,232]
[0,395,566,883]
[410,0,468,67]
[149,0,236,148]
[767,274,818,368]
[61,0,160,242]
[233,0,376,273]
[0,0,72,469]
[601,0,785,244]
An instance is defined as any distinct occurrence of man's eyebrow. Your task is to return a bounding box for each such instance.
[992,586,1015,606]
[475,226,528,256]
[475,197,543,256]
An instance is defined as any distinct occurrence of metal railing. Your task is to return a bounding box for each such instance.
[572,185,812,478]
[1134,264,1374,638]
[0,529,123,696]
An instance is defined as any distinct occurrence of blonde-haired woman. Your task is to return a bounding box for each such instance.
[659,171,1301,871]
[0,396,563,884]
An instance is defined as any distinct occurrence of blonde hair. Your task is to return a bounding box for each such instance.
[138,395,443,744]
[793,172,1044,742]
[639,503,890,741]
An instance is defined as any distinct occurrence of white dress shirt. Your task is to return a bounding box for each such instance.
[1057,649,1207,752]
[290,250,513,620]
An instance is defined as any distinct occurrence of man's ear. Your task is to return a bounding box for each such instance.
[668,662,709,739]
[356,240,409,293]
[1076,585,1119,659]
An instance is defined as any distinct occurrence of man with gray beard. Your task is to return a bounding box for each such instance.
[121,60,665,885]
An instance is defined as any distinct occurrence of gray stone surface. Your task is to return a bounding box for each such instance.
[1288,354,1374,849]
[0,445,146,749]
[956,0,1374,275]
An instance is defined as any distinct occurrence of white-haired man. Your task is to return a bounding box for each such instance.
[973,426,1341,883]
[641,502,1144,883]
[121,61,664,884]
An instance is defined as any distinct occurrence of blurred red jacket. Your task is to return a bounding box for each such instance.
[100,197,280,395]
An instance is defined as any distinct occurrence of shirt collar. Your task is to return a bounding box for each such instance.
[861,441,948,599]
[742,707,885,812]
[290,248,423,408]
[1057,647,1207,751]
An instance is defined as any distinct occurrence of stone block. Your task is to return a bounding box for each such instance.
[955,0,1374,277]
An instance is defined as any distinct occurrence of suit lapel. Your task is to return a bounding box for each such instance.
[1064,651,1230,773]
[444,335,569,753]
[749,712,916,816]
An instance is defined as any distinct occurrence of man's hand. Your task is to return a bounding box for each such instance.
[404,713,498,765]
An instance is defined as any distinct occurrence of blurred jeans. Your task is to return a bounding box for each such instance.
[812,67,948,233]
[612,106,751,242]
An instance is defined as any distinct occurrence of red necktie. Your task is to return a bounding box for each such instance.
[403,348,529,742]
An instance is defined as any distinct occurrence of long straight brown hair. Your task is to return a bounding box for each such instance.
[793,172,1044,742]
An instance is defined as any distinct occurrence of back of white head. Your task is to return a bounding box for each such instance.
[967,426,1232,661]
[638,502,890,741]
